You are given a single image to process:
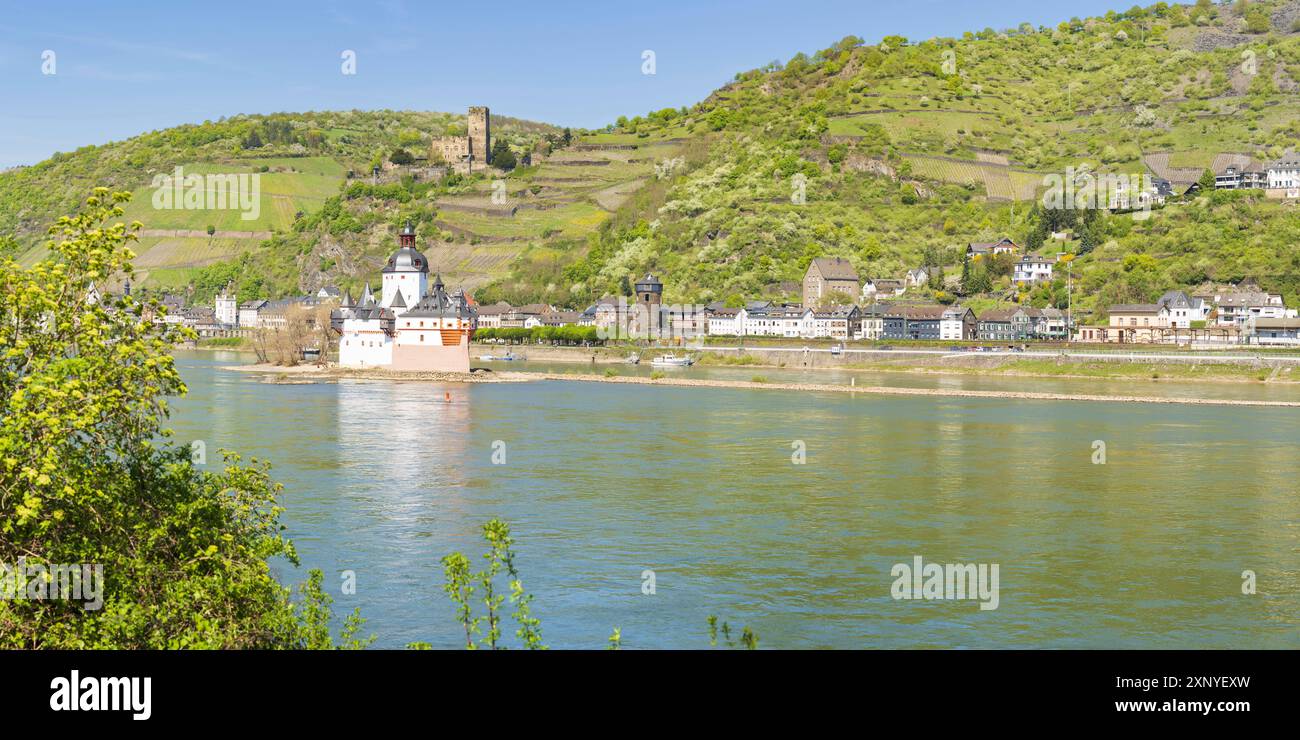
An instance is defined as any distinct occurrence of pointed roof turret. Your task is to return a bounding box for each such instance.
[341,290,355,309]
[361,283,375,307]
[404,274,475,320]
[389,290,406,309]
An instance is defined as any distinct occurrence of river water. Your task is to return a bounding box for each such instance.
[169,350,1300,649]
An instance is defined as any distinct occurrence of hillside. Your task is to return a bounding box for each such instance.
[0,108,587,300]
[488,0,1300,318]
[5,0,1300,319]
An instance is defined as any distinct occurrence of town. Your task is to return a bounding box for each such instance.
[149,232,1300,356]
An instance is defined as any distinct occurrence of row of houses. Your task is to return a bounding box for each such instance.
[1209,154,1300,195]
[227,285,341,329]
[1076,284,1298,345]
[705,302,1070,342]
[804,243,1060,310]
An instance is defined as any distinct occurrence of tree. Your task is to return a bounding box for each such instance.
[389,148,414,166]
[1198,170,1217,194]
[0,188,360,648]
[491,139,516,171]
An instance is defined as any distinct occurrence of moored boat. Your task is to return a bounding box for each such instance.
[650,354,694,367]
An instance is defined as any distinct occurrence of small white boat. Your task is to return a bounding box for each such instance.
[650,354,694,367]
[625,353,641,365]
[478,351,523,362]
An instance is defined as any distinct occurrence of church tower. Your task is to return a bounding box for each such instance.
[468,106,491,165]
[381,221,429,315]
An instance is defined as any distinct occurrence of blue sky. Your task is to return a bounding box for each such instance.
[0,0,1133,167]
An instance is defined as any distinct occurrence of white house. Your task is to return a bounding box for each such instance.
[1013,254,1054,285]
[905,268,931,289]
[1266,153,1300,190]
[856,305,885,340]
[939,306,976,340]
[238,299,267,328]
[743,307,780,336]
[1209,290,1289,326]
[1156,290,1207,329]
[808,306,860,340]
[777,307,814,338]
[862,279,905,300]
[707,307,746,336]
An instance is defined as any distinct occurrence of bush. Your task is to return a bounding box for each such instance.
[0,189,361,648]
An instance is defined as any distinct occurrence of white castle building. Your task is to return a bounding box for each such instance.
[331,222,477,372]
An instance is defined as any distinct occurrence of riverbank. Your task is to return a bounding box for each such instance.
[226,362,1300,408]
[469,343,1300,385]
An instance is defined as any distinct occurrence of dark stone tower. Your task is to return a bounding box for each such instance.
[634,273,663,337]
[468,106,491,165]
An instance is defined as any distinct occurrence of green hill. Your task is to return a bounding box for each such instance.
[6,0,1300,319]
[0,109,574,300]
[487,0,1300,318]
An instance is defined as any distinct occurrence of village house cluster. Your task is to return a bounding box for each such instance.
[1200,153,1300,199]
[426,239,1300,348]
[166,226,1296,352]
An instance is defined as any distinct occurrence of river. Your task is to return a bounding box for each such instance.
[168,350,1300,649]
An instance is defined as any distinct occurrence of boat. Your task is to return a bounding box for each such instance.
[478,351,524,362]
[650,354,694,367]
[625,353,641,364]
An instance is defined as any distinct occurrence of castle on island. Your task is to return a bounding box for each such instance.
[330,222,476,372]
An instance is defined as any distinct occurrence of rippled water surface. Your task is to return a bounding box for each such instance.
[169,351,1300,648]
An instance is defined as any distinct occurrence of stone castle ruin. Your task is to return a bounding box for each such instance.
[430,106,491,173]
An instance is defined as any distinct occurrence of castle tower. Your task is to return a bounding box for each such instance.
[468,106,491,165]
[381,220,428,315]
[633,273,664,338]
[215,281,238,326]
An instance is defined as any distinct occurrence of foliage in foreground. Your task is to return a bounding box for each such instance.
[0,189,366,648]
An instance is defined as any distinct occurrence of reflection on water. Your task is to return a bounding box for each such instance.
[169,351,1300,649]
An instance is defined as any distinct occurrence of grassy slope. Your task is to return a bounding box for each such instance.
[0,110,564,300]
[7,1,1300,314]
[486,0,1300,316]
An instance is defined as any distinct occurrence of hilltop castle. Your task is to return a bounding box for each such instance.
[331,222,477,372]
[429,106,491,172]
